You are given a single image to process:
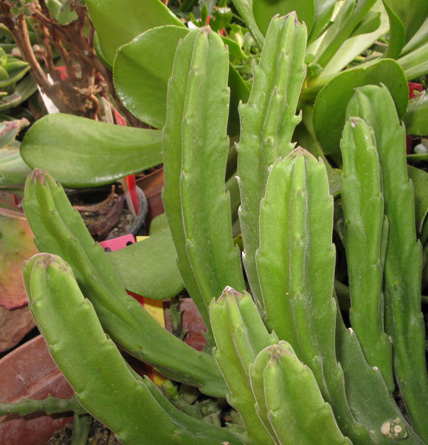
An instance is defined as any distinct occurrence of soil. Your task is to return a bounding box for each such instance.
[47,418,121,444]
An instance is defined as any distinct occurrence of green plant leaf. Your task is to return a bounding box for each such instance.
[309,0,336,43]
[403,91,428,135]
[85,0,184,67]
[383,0,428,58]
[398,41,428,80]
[107,214,184,300]
[230,0,264,46]
[408,165,428,235]
[312,59,408,154]
[114,25,249,132]
[21,114,163,188]
[315,3,389,82]
[114,26,188,129]
[0,148,31,186]
[252,0,315,36]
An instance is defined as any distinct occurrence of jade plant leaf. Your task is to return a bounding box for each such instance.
[383,0,428,58]
[408,165,428,234]
[403,90,428,135]
[114,25,249,133]
[0,214,37,309]
[0,148,32,187]
[114,26,188,129]
[252,0,315,36]
[85,0,184,67]
[313,59,408,154]
[20,114,163,187]
[107,214,184,300]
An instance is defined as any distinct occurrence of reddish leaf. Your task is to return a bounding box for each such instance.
[0,304,36,352]
[0,215,38,309]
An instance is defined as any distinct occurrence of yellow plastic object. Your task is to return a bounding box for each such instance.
[136,236,166,385]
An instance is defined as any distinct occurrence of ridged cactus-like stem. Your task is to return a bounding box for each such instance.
[210,288,279,445]
[237,13,307,309]
[346,85,428,441]
[23,169,227,398]
[256,148,369,443]
[162,28,245,345]
[251,344,351,445]
[340,117,394,391]
[23,254,241,445]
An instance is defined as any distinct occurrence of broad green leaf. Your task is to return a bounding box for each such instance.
[313,59,408,154]
[0,148,31,186]
[107,214,184,300]
[403,91,428,136]
[252,0,315,36]
[383,0,428,58]
[85,0,184,67]
[114,26,188,129]
[21,114,163,187]
[115,25,249,132]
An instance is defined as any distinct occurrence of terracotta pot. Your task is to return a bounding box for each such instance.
[0,335,73,445]
[137,167,165,229]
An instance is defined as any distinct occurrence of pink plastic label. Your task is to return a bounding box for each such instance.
[99,234,135,252]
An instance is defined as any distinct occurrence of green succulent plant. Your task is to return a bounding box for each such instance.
[18,0,428,188]
[2,13,428,444]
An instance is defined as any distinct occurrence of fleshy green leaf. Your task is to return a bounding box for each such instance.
[0,148,31,186]
[252,0,315,36]
[21,114,163,187]
[403,90,428,135]
[408,165,428,234]
[312,59,408,154]
[107,214,184,300]
[114,25,249,132]
[114,26,188,129]
[85,0,184,67]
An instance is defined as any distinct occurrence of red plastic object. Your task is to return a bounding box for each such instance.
[408,82,423,99]
[112,109,139,215]
[406,82,423,154]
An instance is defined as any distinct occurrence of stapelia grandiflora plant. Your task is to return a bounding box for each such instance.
[6,14,428,444]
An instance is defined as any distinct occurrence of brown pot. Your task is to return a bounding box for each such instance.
[137,167,165,228]
[0,335,73,445]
